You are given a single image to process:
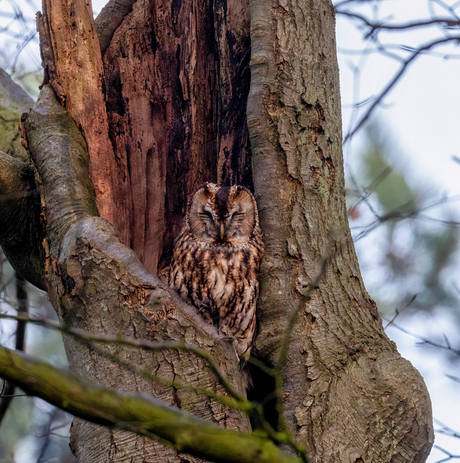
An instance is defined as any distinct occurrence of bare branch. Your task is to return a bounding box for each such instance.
[344,36,460,143]
[384,294,417,329]
[433,445,460,463]
[384,321,460,356]
[351,195,460,241]
[336,10,460,35]
[435,419,460,440]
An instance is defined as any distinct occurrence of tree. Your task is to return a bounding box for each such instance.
[0,0,434,461]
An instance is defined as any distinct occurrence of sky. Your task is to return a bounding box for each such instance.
[337,0,460,196]
[335,2,460,461]
[1,0,460,461]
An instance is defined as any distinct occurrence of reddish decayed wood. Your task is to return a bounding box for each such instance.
[43,0,119,230]
[41,0,252,271]
[102,0,252,275]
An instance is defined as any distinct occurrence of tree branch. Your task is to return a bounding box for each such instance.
[335,11,460,35]
[0,346,302,463]
[95,0,138,55]
[0,151,46,289]
[344,36,460,142]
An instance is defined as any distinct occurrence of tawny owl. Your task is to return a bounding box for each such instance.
[169,183,264,360]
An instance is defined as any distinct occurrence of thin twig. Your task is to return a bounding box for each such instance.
[344,36,460,143]
[336,11,460,34]
[351,195,460,241]
[434,418,460,439]
[0,312,247,405]
[433,444,460,463]
[383,320,460,356]
[384,294,417,329]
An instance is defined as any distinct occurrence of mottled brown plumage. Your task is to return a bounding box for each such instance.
[169,183,264,360]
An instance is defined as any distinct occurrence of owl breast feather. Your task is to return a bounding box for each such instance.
[169,232,261,358]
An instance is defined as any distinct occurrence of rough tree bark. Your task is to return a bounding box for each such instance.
[0,0,434,460]
[248,0,433,461]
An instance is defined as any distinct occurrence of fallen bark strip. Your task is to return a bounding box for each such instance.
[0,346,302,463]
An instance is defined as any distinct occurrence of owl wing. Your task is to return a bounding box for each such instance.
[216,243,261,360]
[169,231,219,323]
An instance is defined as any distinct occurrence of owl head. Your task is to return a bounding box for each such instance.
[185,183,260,246]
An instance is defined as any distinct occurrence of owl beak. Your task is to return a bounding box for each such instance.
[220,222,225,240]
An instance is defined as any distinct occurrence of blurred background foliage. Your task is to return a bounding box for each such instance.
[347,121,460,320]
[0,0,41,99]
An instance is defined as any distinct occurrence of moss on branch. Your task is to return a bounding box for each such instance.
[0,346,302,463]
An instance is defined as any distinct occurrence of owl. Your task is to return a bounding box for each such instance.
[169,183,264,361]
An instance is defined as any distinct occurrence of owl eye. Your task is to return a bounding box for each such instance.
[200,211,213,220]
[231,212,244,220]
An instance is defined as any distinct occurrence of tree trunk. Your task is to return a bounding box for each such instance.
[248,0,433,461]
[0,0,434,460]
[22,84,250,462]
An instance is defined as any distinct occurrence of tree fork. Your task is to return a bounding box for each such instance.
[16,85,250,462]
